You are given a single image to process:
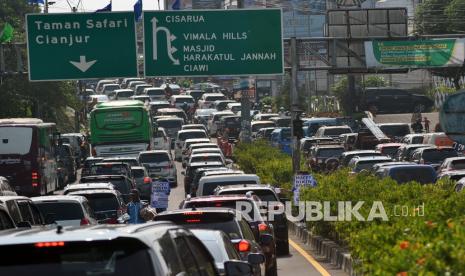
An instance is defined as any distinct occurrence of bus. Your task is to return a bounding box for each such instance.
[0,118,58,196]
[90,100,153,157]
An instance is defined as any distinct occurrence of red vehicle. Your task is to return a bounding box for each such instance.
[0,118,58,196]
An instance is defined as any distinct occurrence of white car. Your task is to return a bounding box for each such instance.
[101,83,120,96]
[113,89,134,100]
[208,111,234,136]
[188,153,226,168]
[182,124,208,132]
[31,195,98,226]
[182,143,219,167]
[226,102,241,114]
[63,182,116,195]
[138,150,177,186]
[196,174,260,197]
[144,87,166,101]
[153,127,171,151]
[198,93,227,109]
[174,130,209,161]
[169,95,195,109]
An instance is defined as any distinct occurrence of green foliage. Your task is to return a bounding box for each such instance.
[235,142,465,274]
[260,96,273,107]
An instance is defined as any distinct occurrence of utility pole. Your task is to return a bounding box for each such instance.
[290,37,301,174]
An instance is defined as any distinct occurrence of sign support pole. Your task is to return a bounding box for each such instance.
[290,37,300,174]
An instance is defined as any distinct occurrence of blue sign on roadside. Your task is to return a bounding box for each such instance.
[151,180,170,209]
[292,173,317,205]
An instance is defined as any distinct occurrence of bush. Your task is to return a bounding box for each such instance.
[235,142,465,274]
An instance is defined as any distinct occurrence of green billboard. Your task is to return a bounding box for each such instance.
[365,39,465,69]
[143,9,284,77]
[26,12,138,81]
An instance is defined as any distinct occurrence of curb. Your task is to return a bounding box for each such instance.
[288,221,356,276]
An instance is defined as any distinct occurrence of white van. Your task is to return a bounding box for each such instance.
[196,174,260,196]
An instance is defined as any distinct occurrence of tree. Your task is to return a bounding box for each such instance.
[415,0,465,89]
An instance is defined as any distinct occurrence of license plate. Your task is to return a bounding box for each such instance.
[151,168,161,172]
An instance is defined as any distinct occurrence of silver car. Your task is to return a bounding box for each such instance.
[138,150,177,187]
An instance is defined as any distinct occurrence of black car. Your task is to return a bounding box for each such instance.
[80,175,135,203]
[361,87,433,114]
[81,157,104,178]
[56,144,77,182]
[217,115,241,139]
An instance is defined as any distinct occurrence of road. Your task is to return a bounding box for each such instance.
[167,154,346,276]
[374,112,439,130]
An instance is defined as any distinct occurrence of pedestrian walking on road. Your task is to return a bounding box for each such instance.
[127,189,144,224]
[423,117,430,133]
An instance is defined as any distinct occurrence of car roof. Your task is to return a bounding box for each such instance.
[216,184,276,192]
[68,189,120,195]
[354,156,392,161]
[199,174,259,181]
[251,120,274,124]
[189,161,225,167]
[0,222,183,247]
[186,194,255,202]
[156,117,184,122]
[385,164,435,170]
[0,196,31,202]
[178,129,207,134]
[31,195,87,203]
[158,207,238,216]
[191,153,223,157]
[139,150,170,155]
[342,150,378,155]
[376,143,404,148]
[64,183,114,190]
[185,138,210,143]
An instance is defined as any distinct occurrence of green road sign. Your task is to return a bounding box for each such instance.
[26,12,138,81]
[143,9,283,77]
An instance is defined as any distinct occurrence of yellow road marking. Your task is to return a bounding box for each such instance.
[289,239,331,276]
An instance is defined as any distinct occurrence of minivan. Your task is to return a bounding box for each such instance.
[196,174,260,196]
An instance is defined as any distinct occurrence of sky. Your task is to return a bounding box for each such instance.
[49,0,164,13]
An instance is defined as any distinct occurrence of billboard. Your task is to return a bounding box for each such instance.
[280,0,326,38]
[365,39,465,69]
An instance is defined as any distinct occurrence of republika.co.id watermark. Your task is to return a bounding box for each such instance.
[235,201,425,222]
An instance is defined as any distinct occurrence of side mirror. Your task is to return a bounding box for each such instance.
[17,221,32,228]
[247,253,265,265]
[224,260,253,276]
[259,233,273,246]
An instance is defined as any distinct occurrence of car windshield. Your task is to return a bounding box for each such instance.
[324,128,351,136]
[451,159,465,170]
[252,123,274,132]
[390,168,436,184]
[0,240,154,276]
[117,91,133,98]
[191,155,223,164]
[184,200,260,222]
[80,194,119,213]
[90,165,128,176]
[157,120,182,128]
[423,149,457,163]
[382,147,400,156]
[146,89,165,96]
[139,153,170,163]
[380,125,410,137]
[179,132,207,141]
[34,202,83,221]
[318,148,344,158]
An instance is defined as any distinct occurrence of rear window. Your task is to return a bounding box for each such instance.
[34,202,84,221]
[90,164,129,176]
[252,123,274,132]
[202,181,258,195]
[422,149,458,163]
[108,179,131,195]
[379,125,410,137]
[147,89,165,96]
[191,155,223,164]
[174,97,194,103]
[0,127,33,155]
[132,169,145,178]
[156,120,182,129]
[390,167,436,184]
[381,146,400,156]
[184,200,260,222]
[219,189,278,202]
[0,239,154,276]
[318,148,344,158]
[117,91,134,98]
[205,95,226,101]
[324,128,351,136]
[178,132,207,141]
[451,159,465,170]
[79,193,119,213]
[139,153,170,163]
[155,214,242,240]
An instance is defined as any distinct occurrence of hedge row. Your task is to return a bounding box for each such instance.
[234,142,465,274]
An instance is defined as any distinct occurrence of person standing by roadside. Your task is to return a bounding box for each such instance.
[127,189,145,224]
[423,117,430,133]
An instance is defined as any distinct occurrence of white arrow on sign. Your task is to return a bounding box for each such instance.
[151,17,180,65]
[69,56,97,72]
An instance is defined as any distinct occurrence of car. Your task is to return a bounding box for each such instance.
[152,127,171,151]
[314,125,352,139]
[0,222,252,276]
[144,87,166,101]
[214,100,236,111]
[338,150,381,167]
[308,144,345,171]
[348,156,393,173]
[80,175,135,203]
[375,143,405,159]
[0,196,44,227]
[121,77,144,88]
[128,80,147,90]
[217,115,241,139]
[0,204,15,230]
[375,164,437,184]
[154,117,184,147]
[55,143,77,182]
[182,195,277,275]
[437,157,465,174]
[191,229,260,275]
[253,113,279,121]
[361,87,434,113]
[182,123,208,132]
[208,111,235,136]
[251,121,275,137]
[269,116,291,128]
[377,123,411,141]
[196,174,261,197]
[214,184,289,255]
[89,162,133,180]
[134,84,152,95]
[96,79,117,93]
[130,95,151,103]
[199,93,227,109]
[81,157,104,177]
[130,166,152,199]
[0,177,17,196]
[302,118,339,137]
[175,130,209,161]
[157,108,188,122]
[437,170,465,181]
[300,137,334,155]
[113,89,134,100]
[371,162,415,173]
[182,142,219,167]
[189,169,243,196]
[60,133,84,164]
[68,189,126,224]
[102,156,140,167]
[148,100,171,115]
[31,195,98,226]
[160,83,181,95]
[255,127,278,141]
[101,83,120,95]
[270,128,292,155]
[410,147,458,169]
[226,102,242,114]
[183,161,226,197]
[169,95,195,109]
[395,144,431,162]
[194,108,217,126]
[400,134,426,144]
[138,150,177,187]
[154,208,273,276]
[63,182,116,195]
